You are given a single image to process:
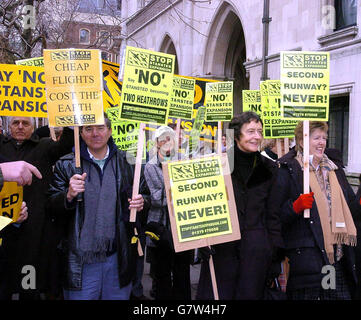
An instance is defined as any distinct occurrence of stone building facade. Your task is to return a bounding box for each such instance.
[120,0,361,183]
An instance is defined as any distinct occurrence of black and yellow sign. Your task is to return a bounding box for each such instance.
[102,60,122,110]
[167,156,232,242]
[242,90,261,115]
[106,107,145,158]
[169,76,195,120]
[0,182,23,223]
[16,57,44,67]
[44,48,104,127]
[118,46,175,125]
[280,51,330,121]
[0,64,47,117]
[262,80,298,138]
[205,81,233,121]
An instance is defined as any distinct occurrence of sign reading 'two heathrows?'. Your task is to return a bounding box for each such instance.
[118,46,175,125]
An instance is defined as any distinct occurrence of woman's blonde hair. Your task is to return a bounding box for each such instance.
[294,121,328,151]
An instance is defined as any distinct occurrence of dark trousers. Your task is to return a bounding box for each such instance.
[153,246,191,300]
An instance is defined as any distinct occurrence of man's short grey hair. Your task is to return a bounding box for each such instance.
[8,116,35,127]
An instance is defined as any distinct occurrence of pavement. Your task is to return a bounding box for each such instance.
[140,257,201,300]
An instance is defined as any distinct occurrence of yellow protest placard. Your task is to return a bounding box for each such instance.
[16,57,44,67]
[118,46,175,125]
[0,182,23,223]
[106,107,145,159]
[102,60,122,111]
[43,48,104,127]
[205,81,233,121]
[262,80,298,139]
[0,64,47,117]
[163,154,240,252]
[168,76,218,143]
[168,156,232,242]
[280,51,330,121]
[242,90,261,115]
[169,76,195,120]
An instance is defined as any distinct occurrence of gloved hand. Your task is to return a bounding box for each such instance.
[293,192,314,214]
[198,246,216,261]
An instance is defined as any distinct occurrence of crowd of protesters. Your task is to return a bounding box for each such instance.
[0,111,361,301]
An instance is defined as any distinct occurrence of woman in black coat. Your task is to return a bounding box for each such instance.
[350,175,361,298]
[196,112,284,300]
[274,121,358,300]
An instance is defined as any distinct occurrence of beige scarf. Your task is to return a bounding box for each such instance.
[297,152,357,264]
[309,169,357,265]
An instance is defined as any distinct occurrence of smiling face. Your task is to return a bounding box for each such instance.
[309,128,327,159]
[235,120,263,153]
[80,125,112,154]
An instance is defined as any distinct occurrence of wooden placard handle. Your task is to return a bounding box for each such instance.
[284,137,290,154]
[276,138,282,158]
[303,121,310,218]
[217,121,222,155]
[129,122,146,222]
[74,127,83,202]
[175,118,181,160]
[209,252,219,300]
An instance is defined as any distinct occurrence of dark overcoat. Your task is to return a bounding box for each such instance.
[0,128,74,295]
[275,148,358,293]
[349,179,361,298]
[196,146,284,300]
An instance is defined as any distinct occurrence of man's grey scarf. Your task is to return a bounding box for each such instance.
[79,157,117,263]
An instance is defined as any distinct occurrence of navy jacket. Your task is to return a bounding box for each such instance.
[197,146,284,300]
[275,148,358,292]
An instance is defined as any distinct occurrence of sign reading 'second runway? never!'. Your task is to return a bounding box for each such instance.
[280,51,330,121]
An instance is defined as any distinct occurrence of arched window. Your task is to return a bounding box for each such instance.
[79,29,90,44]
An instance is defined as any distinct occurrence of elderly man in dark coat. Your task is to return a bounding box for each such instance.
[196,112,284,300]
[0,116,74,299]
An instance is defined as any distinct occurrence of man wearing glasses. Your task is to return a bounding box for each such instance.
[47,114,149,300]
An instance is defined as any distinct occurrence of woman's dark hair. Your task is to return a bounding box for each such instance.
[228,111,263,141]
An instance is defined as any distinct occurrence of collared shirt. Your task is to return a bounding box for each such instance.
[87,146,109,171]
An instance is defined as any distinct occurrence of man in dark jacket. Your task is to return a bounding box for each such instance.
[47,115,149,300]
[197,112,284,300]
[0,116,74,300]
